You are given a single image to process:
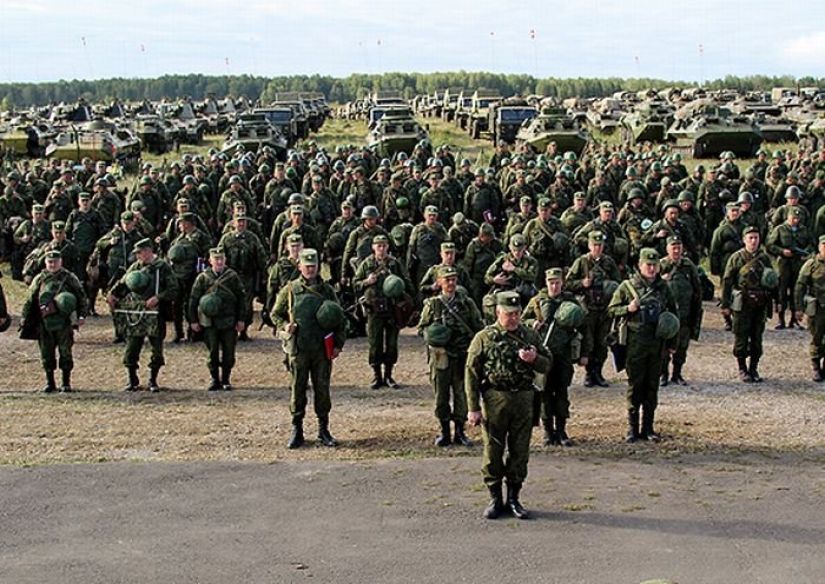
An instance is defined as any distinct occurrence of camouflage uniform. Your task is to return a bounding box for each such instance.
[659,250,702,384]
[406,218,449,300]
[795,245,825,380]
[463,231,503,307]
[168,226,212,340]
[766,217,814,327]
[218,227,267,330]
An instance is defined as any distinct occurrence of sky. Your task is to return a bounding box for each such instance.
[0,0,823,83]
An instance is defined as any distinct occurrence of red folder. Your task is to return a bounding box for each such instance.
[324,333,336,360]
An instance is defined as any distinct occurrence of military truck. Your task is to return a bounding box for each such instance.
[486,97,537,145]
[270,96,310,139]
[467,89,502,139]
[440,88,466,123]
[255,107,299,146]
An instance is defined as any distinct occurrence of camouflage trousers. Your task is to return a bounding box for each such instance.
[541,361,573,420]
[625,332,664,411]
[429,350,468,423]
[663,324,692,368]
[289,348,332,423]
[480,389,534,488]
[732,307,767,360]
[582,308,611,370]
[123,322,167,370]
[806,310,825,359]
[366,313,399,366]
[39,326,74,371]
[204,326,238,373]
[776,262,801,313]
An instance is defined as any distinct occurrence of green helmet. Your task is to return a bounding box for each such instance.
[650,161,663,172]
[316,300,345,330]
[382,274,405,299]
[552,231,570,251]
[390,224,409,247]
[395,196,410,210]
[602,280,620,299]
[555,301,584,329]
[124,270,150,293]
[361,205,379,219]
[53,291,77,315]
[656,311,680,340]
[167,243,191,263]
[424,323,451,347]
[761,268,779,289]
[326,232,346,254]
[198,293,222,317]
[613,238,629,257]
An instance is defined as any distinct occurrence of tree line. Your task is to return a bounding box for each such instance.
[0,72,822,110]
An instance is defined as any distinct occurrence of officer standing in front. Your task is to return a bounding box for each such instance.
[465,291,552,520]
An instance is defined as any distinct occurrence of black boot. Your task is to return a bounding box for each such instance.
[594,365,609,387]
[317,416,337,447]
[173,322,185,343]
[542,418,557,446]
[738,357,753,383]
[238,329,250,342]
[775,310,786,330]
[221,367,233,391]
[556,416,572,447]
[625,410,640,443]
[60,369,72,393]
[749,358,763,383]
[148,367,161,392]
[370,365,385,390]
[42,370,57,393]
[671,363,687,385]
[287,420,305,449]
[434,420,452,447]
[506,483,529,519]
[384,364,400,389]
[207,368,221,391]
[453,421,473,447]
[641,406,661,442]
[660,362,670,387]
[483,484,504,519]
[815,359,825,383]
[124,367,139,391]
[723,313,732,331]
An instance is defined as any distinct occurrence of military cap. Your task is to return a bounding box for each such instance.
[32,204,45,213]
[460,158,471,168]
[789,207,802,218]
[209,247,225,259]
[588,230,605,244]
[520,195,533,206]
[639,248,660,264]
[311,174,323,183]
[666,235,682,246]
[545,267,563,280]
[496,290,522,312]
[78,192,91,201]
[120,211,135,222]
[341,200,354,210]
[725,201,739,211]
[742,225,760,236]
[537,197,551,209]
[599,201,614,210]
[139,176,152,185]
[53,179,65,188]
[299,249,319,265]
[438,265,458,279]
[290,204,304,215]
[737,192,753,205]
[51,221,66,231]
[628,188,644,201]
[179,212,195,223]
[45,250,62,260]
[573,191,586,200]
[510,233,527,249]
[133,238,154,253]
[94,177,109,187]
[286,233,304,244]
[818,235,825,246]
[479,223,495,236]
[372,234,389,245]
[234,214,249,222]
[424,205,439,215]
[361,205,379,219]
[662,199,679,211]
[177,198,191,207]
[441,241,456,252]
[130,200,146,212]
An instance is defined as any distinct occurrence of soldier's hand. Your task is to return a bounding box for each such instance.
[502,260,515,272]
[366,272,378,285]
[656,229,668,238]
[285,322,297,335]
[493,274,510,286]
[106,293,116,308]
[191,323,202,333]
[795,311,805,323]
[578,356,589,367]
[783,249,793,257]
[431,282,440,291]
[531,319,543,331]
[518,346,537,363]
[235,322,246,333]
[582,277,591,288]
[627,298,640,313]
[468,411,483,427]
[145,296,160,309]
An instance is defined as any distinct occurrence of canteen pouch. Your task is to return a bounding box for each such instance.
[430,346,449,370]
[731,290,744,312]
[39,300,58,318]
[805,294,818,317]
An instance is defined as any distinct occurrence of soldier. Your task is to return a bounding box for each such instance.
[525,268,586,446]
[641,199,696,259]
[465,290,552,520]
[502,196,535,248]
[659,236,702,386]
[560,192,592,235]
[354,234,413,389]
[522,197,569,277]
[483,233,539,316]
[266,233,303,312]
[107,239,178,391]
[168,213,212,342]
[341,205,388,284]
[567,231,622,387]
[90,178,121,230]
[419,173,454,218]
[771,186,810,231]
[418,265,484,447]
[24,221,82,284]
[463,168,501,225]
[608,248,678,442]
[276,205,321,259]
[12,204,50,281]
[20,250,87,392]
[794,235,825,381]
[767,207,814,329]
[407,206,449,301]
[463,222,502,307]
[127,176,164,233]
[189,247,247,391]
[324,200,359,284]
[721,226,775,383]
[417,241,472,298]
[273,249,346,449]
[738,191,766,240]
[218,214,267,339]
[216,175,255,229]
[573,201,628,270]
[65,192,106,287]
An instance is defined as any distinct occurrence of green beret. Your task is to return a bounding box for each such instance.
[545,267,563,280]
[133,238,154,253]
[496,291,522,312]
[639,247,660,264]
[299,248,319,265]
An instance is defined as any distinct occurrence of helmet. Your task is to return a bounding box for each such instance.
[761,268,779,289]
[124,271,150,293]
[390,224,409,247]
[424,323,451,347]
[382,274,405,299]
[602,280,620,299]
[53,292,77,315]
[361,205,379,219]
[259,163,271,174]
[656,311,680,340]
[395,196,410,210]
[316,300,345,330]
[625,166,638,178]
[198,293,222,318]
[737,192,754,205]
[613,238,629,257]
[326,232,346,254]
[552,231,570,251]
[554,301,584,329]
[183,175,196,185]
[229,175,242,185]
[167,243,191,263]
[650,161,663,172]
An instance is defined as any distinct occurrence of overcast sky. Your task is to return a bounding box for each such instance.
[1,0,822,83]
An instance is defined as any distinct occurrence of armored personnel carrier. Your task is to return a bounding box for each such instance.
[621,100,673,144]
[366,107,428,157]
[222,112,288,157]
[516,105,589,156]
[46,120,140,168]
[666,100,762,158]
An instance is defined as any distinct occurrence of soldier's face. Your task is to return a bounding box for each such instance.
[441,250,455,264]
[373,242,388,258]
[235,219,247,231]
[52,230,65,241]
[33,212,44,222]
[668,244,683,260]
[211,256,226,271]
[665,208,679,222]
[538,208,551,220]
[547,278,563,297]
[425,213,437,225]
[288,243,303,258]
[599,209,612,221]
[589,242,603,257]
[79,199,91,211]
[496,307,522,331]
[299,263,318,279]
[440,276,457,295]
[45,258,61,273]
[639,261,659,279]
[789,215,800,228]
[744,232,760,251]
